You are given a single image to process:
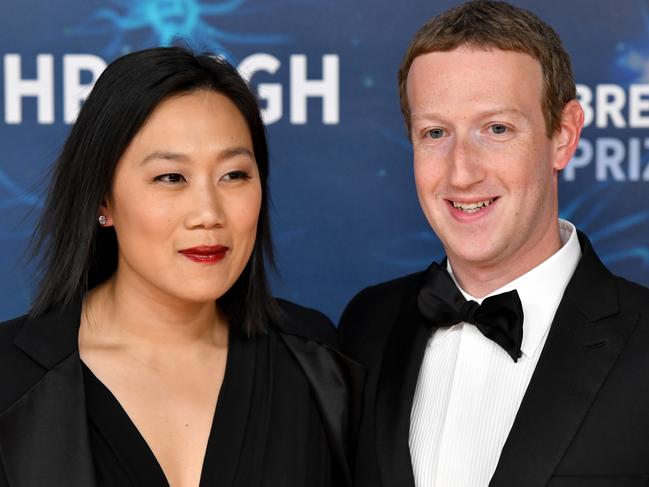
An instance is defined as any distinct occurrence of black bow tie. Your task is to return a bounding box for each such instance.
[417,262,524,362]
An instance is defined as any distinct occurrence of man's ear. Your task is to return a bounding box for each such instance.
[552,99,584,172]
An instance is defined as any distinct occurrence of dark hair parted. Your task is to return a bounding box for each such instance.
[398,0,576,137]
[29,46,279,335]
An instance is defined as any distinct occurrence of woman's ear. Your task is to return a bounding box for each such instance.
[98,198,114,227]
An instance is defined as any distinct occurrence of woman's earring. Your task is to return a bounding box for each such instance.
[98,215,107,225]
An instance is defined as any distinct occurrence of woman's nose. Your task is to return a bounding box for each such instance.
[184,180,224,230]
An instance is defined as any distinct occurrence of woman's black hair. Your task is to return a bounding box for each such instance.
[29,46,279,335]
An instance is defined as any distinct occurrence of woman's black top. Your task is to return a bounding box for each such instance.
[82,325,333,487]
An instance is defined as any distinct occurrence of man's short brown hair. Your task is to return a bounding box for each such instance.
[398,0,576,137]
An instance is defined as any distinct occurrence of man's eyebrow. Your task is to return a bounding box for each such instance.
[139,147,254,166]
[483,108,527,117]
[411,107,528,121]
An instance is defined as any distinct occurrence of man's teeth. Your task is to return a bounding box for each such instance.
[452,199,494,213]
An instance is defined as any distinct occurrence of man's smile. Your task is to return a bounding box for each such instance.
[450,198,496,213]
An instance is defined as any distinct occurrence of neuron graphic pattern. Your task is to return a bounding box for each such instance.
[615,1,649,82]
[69,0,288,60]
[560,183,649,266]
[581,0,649,267]
[0,166,42,241]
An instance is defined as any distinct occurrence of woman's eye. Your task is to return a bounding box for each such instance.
[154,173,185,183]
[426,128,445,139]
[222,170,251,181]
[490,124,508,135]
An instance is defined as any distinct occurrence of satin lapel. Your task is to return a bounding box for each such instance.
[0,352,96,487]
[490,233,639,487]
[375,291,431,487]
[280,333,364,487]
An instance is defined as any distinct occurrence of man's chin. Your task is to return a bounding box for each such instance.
[443,238,506,271]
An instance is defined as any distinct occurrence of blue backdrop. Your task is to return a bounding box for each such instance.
[1,0,648,323]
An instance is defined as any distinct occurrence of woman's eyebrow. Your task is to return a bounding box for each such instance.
[139,151,190,166]
[219,147,254,160]
[139,147,254,166]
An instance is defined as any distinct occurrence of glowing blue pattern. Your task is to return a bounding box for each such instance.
[560,184,649,266]
[0,165,41,243]
[574,0,649,267]
[616,42,649,83]
[613,1,649,82]
[371,125,444,269]
[0,167,41,211]
[70,0,288,59]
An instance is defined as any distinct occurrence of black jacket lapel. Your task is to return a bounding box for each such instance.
[0,351,96,487]
[375,289,431,487]
[280,332,364,487]
[490,233,639,486]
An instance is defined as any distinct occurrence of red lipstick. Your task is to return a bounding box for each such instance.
[179,245,229,264]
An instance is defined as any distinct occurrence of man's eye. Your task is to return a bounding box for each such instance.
[154,173,185,183]
[490,124,507,135]
[426,128,445,139]
[222,171,251,181]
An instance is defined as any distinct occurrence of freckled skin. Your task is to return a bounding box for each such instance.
[407,46,583,296]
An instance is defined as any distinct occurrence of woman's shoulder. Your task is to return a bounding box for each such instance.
[0,313,48,411]
[0,313,29,354]
[272,298,338,349]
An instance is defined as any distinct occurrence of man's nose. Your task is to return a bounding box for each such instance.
[448,136,487,189]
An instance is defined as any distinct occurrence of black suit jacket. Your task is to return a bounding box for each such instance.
[340,232,649,487]
[0,298,363,487]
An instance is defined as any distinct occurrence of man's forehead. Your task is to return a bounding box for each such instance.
[407,48,544,98]
[409,45,543,74]
[406,48,545,123]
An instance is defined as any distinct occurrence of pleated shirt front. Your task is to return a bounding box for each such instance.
[409,220,581,486]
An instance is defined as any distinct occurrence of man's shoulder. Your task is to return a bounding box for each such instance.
[338,271,426,361]
[613,275,649,313]
[342,271,426,318]
[574,231,649,314]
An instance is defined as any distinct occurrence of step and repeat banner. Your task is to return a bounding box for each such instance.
[1,0,648,322]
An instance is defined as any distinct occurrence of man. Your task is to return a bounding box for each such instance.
[339,2,649,486]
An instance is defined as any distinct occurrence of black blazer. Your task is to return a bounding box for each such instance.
[340,232,649,487]
[0,298,363,487]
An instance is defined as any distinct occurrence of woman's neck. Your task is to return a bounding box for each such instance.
[80,274,228,352]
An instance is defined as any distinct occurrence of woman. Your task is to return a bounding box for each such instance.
[0,47,361,487]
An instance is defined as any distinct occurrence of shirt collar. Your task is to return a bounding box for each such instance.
[447,219,582,359]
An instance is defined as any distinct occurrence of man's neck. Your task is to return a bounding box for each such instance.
[448,227,564,298]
